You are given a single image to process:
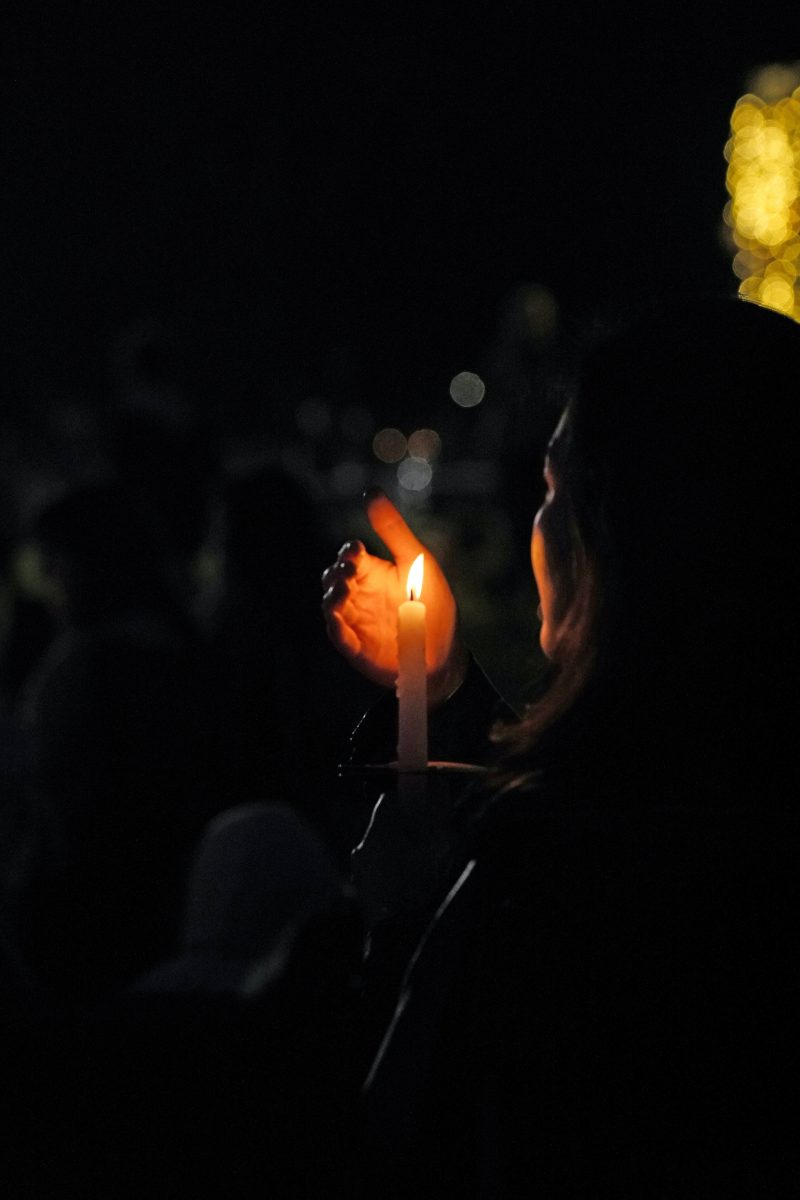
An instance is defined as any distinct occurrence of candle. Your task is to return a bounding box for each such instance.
[396,553,428,770]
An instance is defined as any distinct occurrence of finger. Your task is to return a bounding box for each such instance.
[321,559,355,591]
[338,539,374,582]
[322,575,350,609]
[325,608,361,658]
[363,488,424,563]
[337,540,364,561]
[337,540,371,581]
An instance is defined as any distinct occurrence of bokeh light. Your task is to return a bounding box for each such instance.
[397,458,433,491]
[407,428,442,461]
[12,542,61,604]
[724,65,800,321]
[521,284,558,342]
[372,427,408,462]
[449,371,486,407]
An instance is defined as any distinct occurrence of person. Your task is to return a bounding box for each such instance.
[6,804,365,1196]
[203,464,375,861]
[321,296,800,1195]
[18,481,218,1003]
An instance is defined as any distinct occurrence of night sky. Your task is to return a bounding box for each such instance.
[6,4,797,436]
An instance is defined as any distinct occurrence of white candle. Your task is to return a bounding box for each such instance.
[396,553,428,770]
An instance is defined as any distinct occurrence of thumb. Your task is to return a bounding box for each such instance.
[363,487,424,564]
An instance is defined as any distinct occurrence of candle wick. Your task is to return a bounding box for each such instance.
[409,589,416,602]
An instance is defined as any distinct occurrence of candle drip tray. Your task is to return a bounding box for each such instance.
[337,760,486,780]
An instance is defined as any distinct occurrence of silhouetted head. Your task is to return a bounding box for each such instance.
[109,410,218,562]
[504,297,800,791]
[32,481,173,626]
[135,802,358,997]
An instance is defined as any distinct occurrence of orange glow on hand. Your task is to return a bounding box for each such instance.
[321,492,466,705]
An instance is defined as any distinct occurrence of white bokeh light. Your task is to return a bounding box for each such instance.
[449,371,485,407]
[397,458,433,491]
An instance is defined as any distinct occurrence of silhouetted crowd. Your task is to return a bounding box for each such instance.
[0,419,376,1194]
[2,298,799,1196]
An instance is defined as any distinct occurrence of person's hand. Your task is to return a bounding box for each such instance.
[321,488,467,708]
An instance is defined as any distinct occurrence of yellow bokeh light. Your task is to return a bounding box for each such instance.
[521,284,559,341]
[725,68,800,321]
[760,276,795,313]
[747,62,800,104]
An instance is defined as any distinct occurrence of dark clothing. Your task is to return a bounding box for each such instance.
[20,612,217,1002]
[346,651,516,771]
[205,581,377,864]
[344,655,515,1064]
[359,674,800,1195]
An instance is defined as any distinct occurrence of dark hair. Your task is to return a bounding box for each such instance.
[493,297,800,803]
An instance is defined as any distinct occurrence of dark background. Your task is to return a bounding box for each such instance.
[7,5,795,415]
[3,4,798,701]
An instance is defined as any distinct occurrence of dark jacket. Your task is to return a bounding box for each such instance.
[357,676,800,1196]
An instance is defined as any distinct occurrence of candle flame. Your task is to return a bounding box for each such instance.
[406,553,424,601]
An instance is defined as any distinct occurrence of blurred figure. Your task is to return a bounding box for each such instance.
[19,481,217,1003]
[0,535,57,714]
[105,316,220,617]
[0,536,59,958]
[136,800,359,996]
[9,804,364,1195]
[107,408,218,614]
[204,463,375,857]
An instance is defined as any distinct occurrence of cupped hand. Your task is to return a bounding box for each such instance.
[321,489,467,707]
